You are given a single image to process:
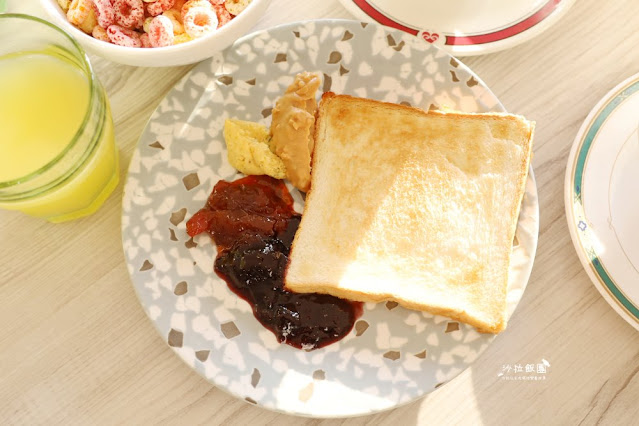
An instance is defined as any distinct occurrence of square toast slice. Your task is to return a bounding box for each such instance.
[284,93,534,333]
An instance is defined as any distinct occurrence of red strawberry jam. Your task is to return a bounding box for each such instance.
[187,175,362,350]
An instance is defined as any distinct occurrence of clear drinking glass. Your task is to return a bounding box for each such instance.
[0,14,119,222]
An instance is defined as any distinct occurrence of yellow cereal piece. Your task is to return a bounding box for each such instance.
[92,25,110,42]
[67,0,98,34]
[225,0,252,16]
[57,0,71,12]
[66,0,87,25]
[143,17,154,34]
[173,33,193,45]
[77,6,98,34]
[162,9,185,35]
[224,119,287,179]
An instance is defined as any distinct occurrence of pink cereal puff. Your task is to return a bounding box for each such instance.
[106,24,142,47]
[93,0,115,28]
[148,15,175,47]
[183,6,217,38]
[146,0,175,16]
[92,25,111,42]
[140,32,152,48]
[113,0,144,29]
[208,0,224,5]
[212,4,232,28]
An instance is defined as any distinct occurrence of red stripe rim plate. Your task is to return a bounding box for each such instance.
[351,0,566,46]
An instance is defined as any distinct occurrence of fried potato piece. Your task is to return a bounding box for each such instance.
[250,142,287,179]
[224,118,286,179]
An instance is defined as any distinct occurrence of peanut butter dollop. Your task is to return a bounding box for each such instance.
[269,72,322,192]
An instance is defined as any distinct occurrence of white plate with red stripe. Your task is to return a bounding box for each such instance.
[338,0,576,56]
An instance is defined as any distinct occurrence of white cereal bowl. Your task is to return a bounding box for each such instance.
[39,0,271,67]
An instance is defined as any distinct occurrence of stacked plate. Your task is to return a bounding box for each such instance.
[565,74,639,331]
[337,0,577,56]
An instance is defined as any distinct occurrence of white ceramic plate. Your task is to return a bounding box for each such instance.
[338,0,576,56]
[565,73,639,331]
[122,20,539,417]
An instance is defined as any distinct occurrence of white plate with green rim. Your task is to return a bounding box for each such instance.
[565,73,639,331]
[338,0,576,56]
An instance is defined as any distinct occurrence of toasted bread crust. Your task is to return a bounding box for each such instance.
[285,93,534,334]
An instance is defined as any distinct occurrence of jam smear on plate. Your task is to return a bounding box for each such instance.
[186,175,362,350]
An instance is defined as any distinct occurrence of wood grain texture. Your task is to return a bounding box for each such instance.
[2,0,639,424]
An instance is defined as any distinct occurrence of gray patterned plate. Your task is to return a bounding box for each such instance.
[122,20,539,417]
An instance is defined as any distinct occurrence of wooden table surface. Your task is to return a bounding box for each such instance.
[3,0,639,424]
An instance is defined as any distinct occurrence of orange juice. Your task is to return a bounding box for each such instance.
[0,48,118,222]
[0,52,89,181]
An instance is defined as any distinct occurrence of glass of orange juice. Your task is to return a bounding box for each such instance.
[0,14,118,223]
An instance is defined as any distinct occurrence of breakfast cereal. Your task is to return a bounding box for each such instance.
[162,9,185,34]
[57,0,71,12]
[107,24,142,47]
[183,6,218,38]
[224,0,250,16]
[113,0,145,29]
[92,25,111,42]
[67,0,98,34]
[146,0,175,16]
[61,0,252,47]
[148,15,175,47]
[180,0,211,20]
[172,33,193,44]
[93,0,115,28]
[140,32,152,47]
